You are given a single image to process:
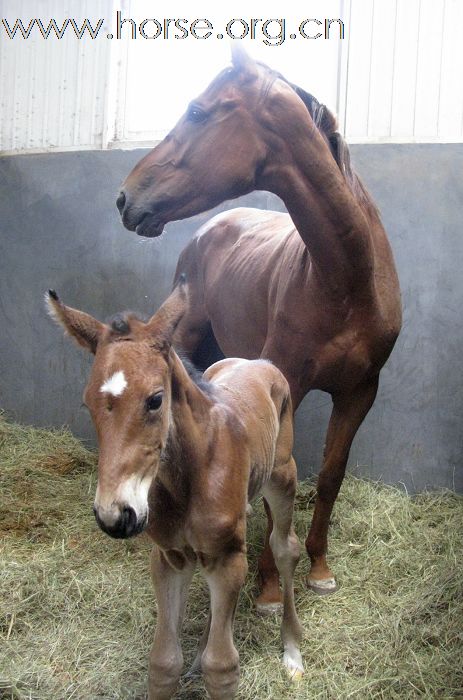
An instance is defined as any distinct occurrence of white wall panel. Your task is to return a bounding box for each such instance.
[1,0,462,153]
[414,0,445,138]
[438,0,463,139]
[390,0,421,138]
[367,0,397,138]
[343,0,374,138]
[344,0,463,141]
[0,0,112,152]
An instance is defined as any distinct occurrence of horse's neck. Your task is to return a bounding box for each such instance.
[261,113,377,295]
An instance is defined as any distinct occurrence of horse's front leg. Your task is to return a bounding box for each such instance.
[201,549,248,699]
[306,377,379,593]
[148,545,195,700]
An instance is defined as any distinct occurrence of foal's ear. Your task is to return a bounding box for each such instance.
[231,43,257,77]
[146,276,187,354]
[45,290,105,354]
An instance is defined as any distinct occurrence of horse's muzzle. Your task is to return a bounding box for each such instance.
[116,190,167,237]
[93,504,147,539]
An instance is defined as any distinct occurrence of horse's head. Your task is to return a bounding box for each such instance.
[118,45,296,237]
[46,285,185,538]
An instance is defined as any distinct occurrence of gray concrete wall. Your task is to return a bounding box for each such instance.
[0,145,461,492]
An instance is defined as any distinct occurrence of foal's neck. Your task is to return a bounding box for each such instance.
[159,352,212,491]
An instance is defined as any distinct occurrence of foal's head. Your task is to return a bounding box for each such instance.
[118,45,330,237]
[46,288,185,539]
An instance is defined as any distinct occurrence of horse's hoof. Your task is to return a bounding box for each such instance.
[283,649,304,682]
[306,576,337,596]
[255,600,283,616]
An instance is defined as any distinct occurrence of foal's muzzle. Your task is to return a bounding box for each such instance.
[93,504,147,539]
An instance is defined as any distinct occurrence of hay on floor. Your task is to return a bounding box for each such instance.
[0,413,462,699]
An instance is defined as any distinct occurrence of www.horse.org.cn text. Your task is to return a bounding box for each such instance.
[1,14,346,45]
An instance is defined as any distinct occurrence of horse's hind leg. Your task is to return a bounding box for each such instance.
[306,377,378,594]
[261,458,304,680]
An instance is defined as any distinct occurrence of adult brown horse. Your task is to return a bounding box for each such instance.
[117,46,402,608]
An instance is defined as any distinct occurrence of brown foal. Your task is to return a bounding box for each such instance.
[117,46,402,607]
[46,283,303,699]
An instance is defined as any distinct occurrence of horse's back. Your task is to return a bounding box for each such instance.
[175,207,299,285]
[174,208,305,359]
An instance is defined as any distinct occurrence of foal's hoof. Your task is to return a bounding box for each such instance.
[255,600,283,616]
[283,649,304,682]
[306,576,337,596]
[287,667,304,683]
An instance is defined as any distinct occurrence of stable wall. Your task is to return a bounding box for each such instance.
[1,144,461,492]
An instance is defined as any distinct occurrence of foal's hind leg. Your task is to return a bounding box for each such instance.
[261,458,303,680]
[255,499,283,614]
[186,611,211,676]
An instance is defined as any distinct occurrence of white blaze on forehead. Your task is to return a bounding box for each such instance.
[100,370,128,397]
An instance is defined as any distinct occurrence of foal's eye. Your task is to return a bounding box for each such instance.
[146,393,163,412]
[187,105,207,123]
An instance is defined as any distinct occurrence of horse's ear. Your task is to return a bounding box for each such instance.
[146,275,188,354]
[45,290,105,354]
[231,42,257,77]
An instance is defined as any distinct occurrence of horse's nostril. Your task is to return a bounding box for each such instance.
[116,190,126,214]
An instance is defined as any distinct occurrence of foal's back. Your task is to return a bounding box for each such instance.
[147,356,293,559]
[205,357,294,501]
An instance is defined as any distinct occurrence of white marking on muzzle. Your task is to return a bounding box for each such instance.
[95,474,152,525]
[100,370,127,397]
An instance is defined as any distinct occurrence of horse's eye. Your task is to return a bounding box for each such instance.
[146,393,163,412]
[187,106,207,123]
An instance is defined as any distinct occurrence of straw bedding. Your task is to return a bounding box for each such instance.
[0,414,461,699]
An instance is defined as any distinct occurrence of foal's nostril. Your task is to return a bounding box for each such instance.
[93,504,144,539]
[121,505,137,534]
[116,190,126,214]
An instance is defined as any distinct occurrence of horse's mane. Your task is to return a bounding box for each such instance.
[256,64,378,216]
[290,82,378,213]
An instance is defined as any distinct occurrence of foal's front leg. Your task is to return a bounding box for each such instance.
[201,550,248,699]
[149,545,195,700]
